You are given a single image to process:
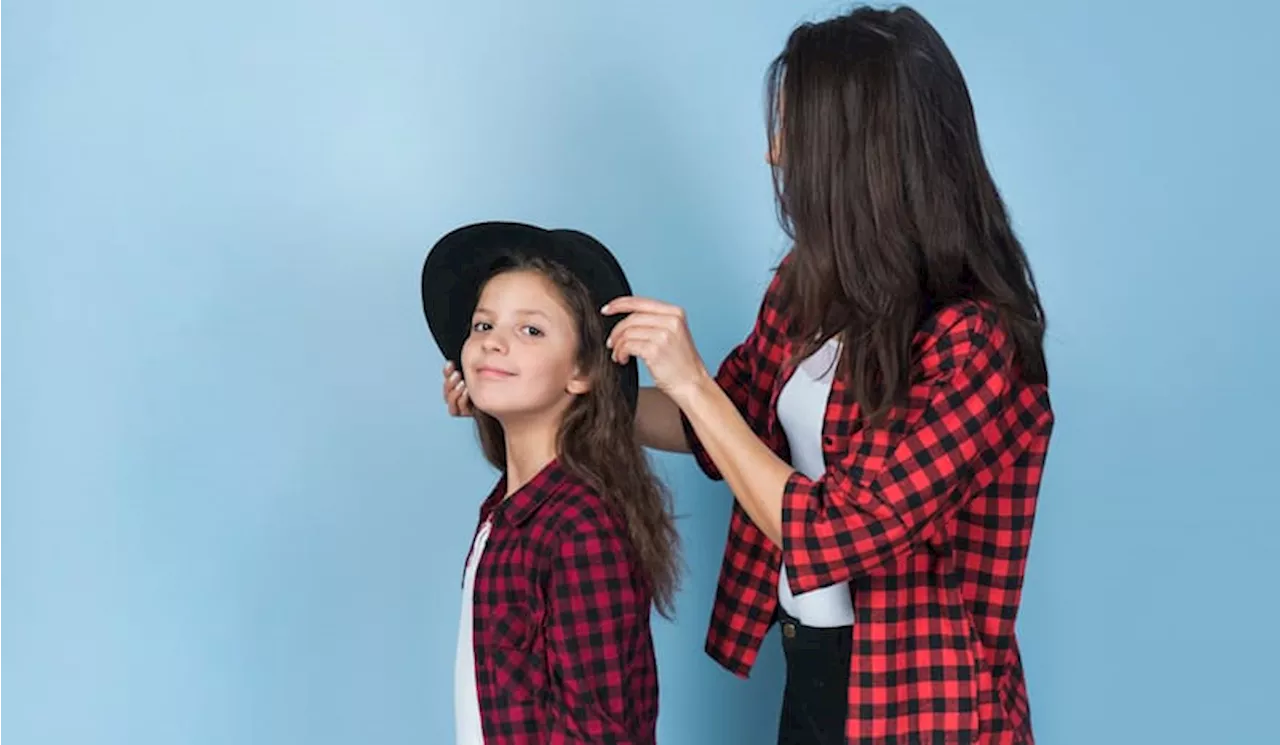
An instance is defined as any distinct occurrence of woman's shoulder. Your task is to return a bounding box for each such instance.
[925,298,1002,334]
[916,299,1012,370]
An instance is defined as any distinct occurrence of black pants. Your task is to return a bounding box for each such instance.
[777,609,853,745]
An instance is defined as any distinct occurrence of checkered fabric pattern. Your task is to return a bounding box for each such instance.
[682,263,1053,744]
[467,461,658,744]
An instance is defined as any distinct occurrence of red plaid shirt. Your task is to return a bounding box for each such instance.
[683,264,1053,744]
[464,461,658,744]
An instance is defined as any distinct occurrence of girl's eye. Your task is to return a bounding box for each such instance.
[521,325,544,337]
[471,321,492,332]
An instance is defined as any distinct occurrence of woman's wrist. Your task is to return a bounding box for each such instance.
[670,368,718,418]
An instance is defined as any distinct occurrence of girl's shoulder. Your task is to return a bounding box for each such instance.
[524,470,637,565]
[540,472,626,538]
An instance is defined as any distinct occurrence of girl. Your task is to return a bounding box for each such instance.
[603,6,1053,745]
[423,222,680,745]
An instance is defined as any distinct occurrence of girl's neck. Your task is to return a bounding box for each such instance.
[501,417,560,497]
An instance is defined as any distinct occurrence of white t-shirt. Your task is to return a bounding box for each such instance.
[454,519,492,744]
[775,339,856,628]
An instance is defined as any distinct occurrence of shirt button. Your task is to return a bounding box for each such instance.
[782,622,797,639]
[822,436,834,447]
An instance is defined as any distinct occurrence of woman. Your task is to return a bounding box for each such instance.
[603,6,1053,744]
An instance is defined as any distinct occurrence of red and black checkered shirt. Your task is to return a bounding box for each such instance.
[683,264,1053,744]
[465,461,658,744]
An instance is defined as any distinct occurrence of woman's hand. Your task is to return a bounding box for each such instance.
[602,297,711,408]
[442,361,473,417]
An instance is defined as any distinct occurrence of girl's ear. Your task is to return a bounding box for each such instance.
[566,367,591,396]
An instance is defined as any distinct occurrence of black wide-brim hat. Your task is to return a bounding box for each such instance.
[421,221,639,410]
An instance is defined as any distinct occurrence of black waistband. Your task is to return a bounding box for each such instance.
[776,607,853,632]
[776,607,854,650]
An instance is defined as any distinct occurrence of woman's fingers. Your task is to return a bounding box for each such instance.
[612,337,658,368]
[610,327,669,363]
[442,362,472,417]
[442,362,456,400]
[601,296,684,318]
[606,312,680,350]
[452,386,473,417]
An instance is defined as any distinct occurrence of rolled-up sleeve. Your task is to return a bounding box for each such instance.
[780,313,1026,594]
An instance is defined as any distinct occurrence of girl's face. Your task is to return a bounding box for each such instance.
[460,269,590,422]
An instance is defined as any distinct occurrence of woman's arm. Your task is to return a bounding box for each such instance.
[677,376,792,544]
[634,387,689,453]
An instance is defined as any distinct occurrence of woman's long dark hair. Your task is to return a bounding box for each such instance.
[473,256,682,618]
[767,5,1048,422]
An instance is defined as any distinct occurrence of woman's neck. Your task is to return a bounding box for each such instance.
[501,417,560,497]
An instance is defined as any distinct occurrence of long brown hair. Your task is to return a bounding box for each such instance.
[472,256,682,618]
[766,6,1048,423]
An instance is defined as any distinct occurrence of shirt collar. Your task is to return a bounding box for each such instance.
[480,458,569,527]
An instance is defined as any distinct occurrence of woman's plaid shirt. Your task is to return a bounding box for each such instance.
[682,265,1053,744]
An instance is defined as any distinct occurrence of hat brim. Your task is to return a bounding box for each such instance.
[421,221,639,410]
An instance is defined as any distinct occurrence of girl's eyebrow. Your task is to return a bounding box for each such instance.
[473,307,552,320]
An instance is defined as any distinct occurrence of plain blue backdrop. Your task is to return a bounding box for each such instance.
[4,1,1278,743]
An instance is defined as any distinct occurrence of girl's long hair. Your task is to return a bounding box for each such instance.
[473,256,682,618]
[767,6,1048,423]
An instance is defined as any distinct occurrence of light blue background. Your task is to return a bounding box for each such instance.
[5,1,1278,743]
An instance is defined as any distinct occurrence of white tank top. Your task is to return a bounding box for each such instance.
[775,338,855,627]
